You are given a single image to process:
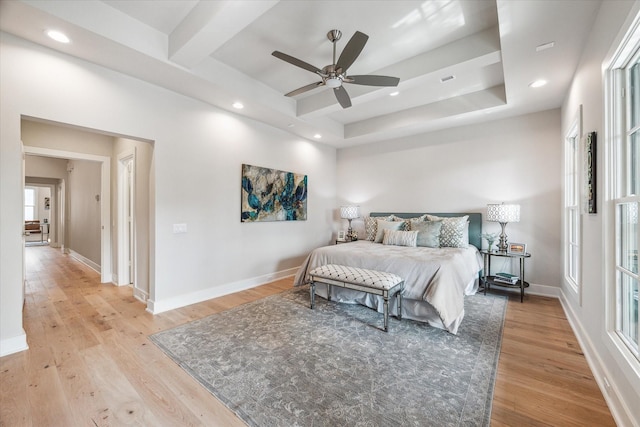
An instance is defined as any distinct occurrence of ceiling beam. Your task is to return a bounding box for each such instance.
[169,0,279,69]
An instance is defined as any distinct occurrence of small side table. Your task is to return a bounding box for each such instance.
[335,239,357,245]
[480,250,531,303]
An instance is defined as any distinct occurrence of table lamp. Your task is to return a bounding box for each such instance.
[340,206,360,241]
[487,203,520,252]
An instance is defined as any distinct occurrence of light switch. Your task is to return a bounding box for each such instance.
[173,223,187,233]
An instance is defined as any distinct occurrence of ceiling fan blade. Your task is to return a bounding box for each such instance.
[272,51,321,74]
[348,75,400,87]
[336,31,368,72]
[285,82,324,97]
[333,86,352,108]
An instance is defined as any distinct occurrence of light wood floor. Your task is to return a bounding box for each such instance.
[1,246,615,426]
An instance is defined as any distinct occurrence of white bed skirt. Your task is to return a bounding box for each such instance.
[312,277,479,331]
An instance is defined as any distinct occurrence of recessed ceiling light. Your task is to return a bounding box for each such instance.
[45,30,70,43]
[536,41,555,52]
[389,91,400,97]
[529,79,547,88]
[313,134,322,139]
[440,75,455,83]
[232,102,244,109]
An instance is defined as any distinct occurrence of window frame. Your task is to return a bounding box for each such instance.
[24,187,36,221]
[604,13,640,367]
[564,108,582,299]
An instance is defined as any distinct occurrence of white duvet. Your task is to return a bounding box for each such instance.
[294,240,483,334]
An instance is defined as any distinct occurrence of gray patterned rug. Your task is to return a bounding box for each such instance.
[150,286,506,427]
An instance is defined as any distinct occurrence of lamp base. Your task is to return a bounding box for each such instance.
[497,222,508,252]
[346,219,358,241]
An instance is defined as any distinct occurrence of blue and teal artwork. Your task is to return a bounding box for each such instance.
[241,164,307,222]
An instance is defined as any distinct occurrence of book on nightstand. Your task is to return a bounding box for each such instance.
[494,272,519,284]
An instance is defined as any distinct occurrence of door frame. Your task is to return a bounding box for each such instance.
[117,149,135,288]
[23,146,112,283]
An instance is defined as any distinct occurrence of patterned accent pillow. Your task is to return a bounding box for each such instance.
[374,219,405,243]
[426,215,469,248]
[402,214,427,230]
[382,229,418,247]
[364,215,401,241]
[409,220,442,247]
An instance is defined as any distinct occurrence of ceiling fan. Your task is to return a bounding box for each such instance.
[272,30,400,109]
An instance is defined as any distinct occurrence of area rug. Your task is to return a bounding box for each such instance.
[150,286,506,427]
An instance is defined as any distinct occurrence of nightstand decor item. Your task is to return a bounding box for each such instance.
[340,205,360,241]
[487,203,520,252]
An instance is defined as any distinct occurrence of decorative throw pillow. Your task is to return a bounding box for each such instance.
[382,229,418,247]
[403,214,427,230]
[426,215,469,248]
[364,215,402,241]
[374,219,405,243]
[410,220,442,247]
[364,216,378,241]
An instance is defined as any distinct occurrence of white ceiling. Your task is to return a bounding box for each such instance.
[0,0,601,148]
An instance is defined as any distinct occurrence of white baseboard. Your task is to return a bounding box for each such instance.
[69,249,101,274]
[0,330,28,357]
[558,290,637,427]
[133,287,148,303]
[146,267,298,314]
[527,282,561,298]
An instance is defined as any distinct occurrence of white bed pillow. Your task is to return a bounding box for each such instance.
[364,215,402,241]
[382,229,418,247]
[425,215,469,248]
[409,220,442,247]
[374,219,405,243]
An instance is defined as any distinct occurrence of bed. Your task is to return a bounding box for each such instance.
[294,212,483,334]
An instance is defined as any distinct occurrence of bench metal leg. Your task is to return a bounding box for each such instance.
[383,296,389,332]
[397,285,403,320]
[327,284,332,301]
[310,281,315,309]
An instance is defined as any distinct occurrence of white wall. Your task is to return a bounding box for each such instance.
[0,32,336,356]
[67,159,102,265]
[337,109,562,292]
[561,1,640,426]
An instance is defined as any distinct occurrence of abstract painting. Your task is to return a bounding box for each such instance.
[241,164,307,222]
[585,131,597,214]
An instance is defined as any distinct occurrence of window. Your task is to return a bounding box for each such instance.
[24,188,35,221]
[565,114,581,295]
[607,22,640,360]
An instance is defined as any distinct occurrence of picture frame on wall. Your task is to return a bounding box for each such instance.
[585,131,597,214]
[507,242,527,255]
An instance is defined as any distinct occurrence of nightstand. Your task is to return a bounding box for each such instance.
[480,250,531,302]
[335,239,357,244]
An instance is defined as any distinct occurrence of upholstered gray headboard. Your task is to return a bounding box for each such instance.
[370,212,483,250]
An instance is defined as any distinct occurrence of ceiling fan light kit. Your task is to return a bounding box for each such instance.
[272,29,400,109]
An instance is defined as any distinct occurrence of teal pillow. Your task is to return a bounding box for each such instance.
[410,220,442,247]
[374,220,404,243]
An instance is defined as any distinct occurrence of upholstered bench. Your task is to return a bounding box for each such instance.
[308,264,404,332]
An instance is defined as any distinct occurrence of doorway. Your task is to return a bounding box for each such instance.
[23,146,112,283]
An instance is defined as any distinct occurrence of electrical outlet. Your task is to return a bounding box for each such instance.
[173,223,187,234]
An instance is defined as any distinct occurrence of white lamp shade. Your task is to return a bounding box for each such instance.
[487,204,520,223]
[340,206,360,219]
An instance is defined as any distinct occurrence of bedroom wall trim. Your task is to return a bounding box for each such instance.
[526,283,561,298]
[69,249,101,275]
[0,332,28,357]
[558,290,634,427]
[146,267,298,314]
